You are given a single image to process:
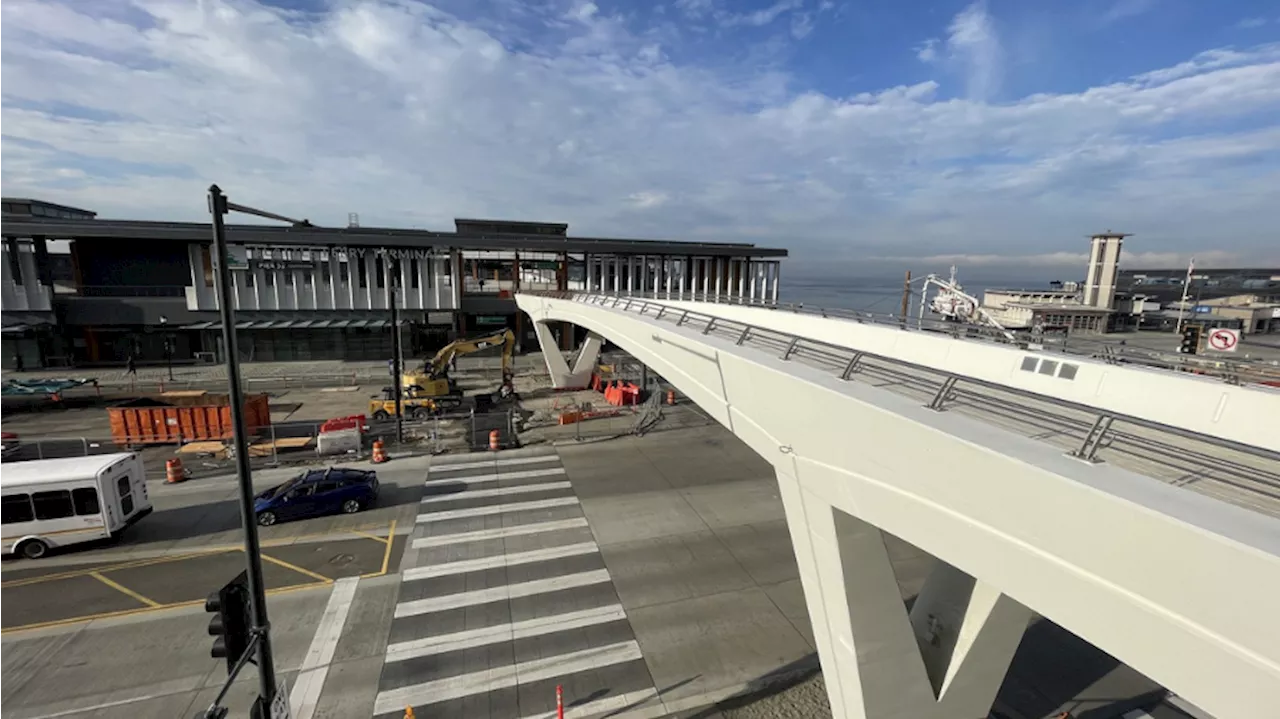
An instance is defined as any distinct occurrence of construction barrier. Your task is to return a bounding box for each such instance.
[489,429,501,451]
[320,414,366,433]
[666,390,676,405]
[165,457,186,484]
[372,439,388,463]
[603,381,642,407]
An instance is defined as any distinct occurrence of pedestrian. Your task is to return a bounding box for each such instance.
[13,353,24,372]
[125,354,137,376]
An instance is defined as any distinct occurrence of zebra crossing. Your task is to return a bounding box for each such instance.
[374,448,660,719]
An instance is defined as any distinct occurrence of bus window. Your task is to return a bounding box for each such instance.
[117,476,134,515]
[72,488,101,516]
[2,494,34,524]
[32,491,74,520]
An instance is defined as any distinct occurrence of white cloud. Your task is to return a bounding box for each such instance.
[915,2,1002,99]
[1,0,1279,269]
[1101,0,1157,24]
[946,1,1002,100]
[868,250,1244,269]
[1237,17,1267,29]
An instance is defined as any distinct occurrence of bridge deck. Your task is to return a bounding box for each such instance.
[579,294,1280,521]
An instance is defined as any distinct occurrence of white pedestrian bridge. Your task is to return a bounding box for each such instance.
[516,291,1280,719]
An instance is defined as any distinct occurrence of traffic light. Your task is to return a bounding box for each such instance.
[206,570,252,673]
[1179,325,1201,355]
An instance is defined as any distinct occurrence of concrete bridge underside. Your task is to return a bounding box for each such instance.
[517,293,1280,719]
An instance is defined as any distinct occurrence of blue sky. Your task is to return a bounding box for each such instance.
[2,0,1279,275]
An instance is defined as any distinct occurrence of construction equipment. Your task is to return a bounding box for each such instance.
[401,329,516,401]
[367,386,448,420]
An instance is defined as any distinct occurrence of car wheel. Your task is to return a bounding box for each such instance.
[19,538,49,560]
[341,499,362,514]
[257,511,277,527]
[372,410,390,421]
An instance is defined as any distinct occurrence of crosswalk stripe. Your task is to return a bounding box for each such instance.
[372,640,643,715]
[385,604,628,663]
[518,687,664,719]
[416,496,579,523]
[421,480,572,503]
[429,455,561,473]
[411,517,591,549]
[393,569,612,618]
[402,542,599,582]
[424,466,566,487]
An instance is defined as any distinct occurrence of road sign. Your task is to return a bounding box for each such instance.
[270,679,291,719]
[1207,328,1239,352]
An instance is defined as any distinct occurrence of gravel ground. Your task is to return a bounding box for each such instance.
[719,672,832,719]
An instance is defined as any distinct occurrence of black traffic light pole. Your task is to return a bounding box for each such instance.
[205,185,314,714]
[386,257,404,443]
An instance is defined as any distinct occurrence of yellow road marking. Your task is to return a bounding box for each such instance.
[379,519,397,575]
[88,572,162,608]
[2,521,390,588]
[0,580,332,635]
[260,553,334,584]
[2,547,237,588]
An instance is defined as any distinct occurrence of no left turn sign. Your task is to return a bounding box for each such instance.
[1207,328,1239,352]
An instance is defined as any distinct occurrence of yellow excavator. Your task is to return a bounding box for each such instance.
[368,329,517,420]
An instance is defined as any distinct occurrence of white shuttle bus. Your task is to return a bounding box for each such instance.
[1,453,152,559]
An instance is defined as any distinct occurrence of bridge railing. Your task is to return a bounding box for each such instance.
[564,289,1280,387]
[524,290,1280,502]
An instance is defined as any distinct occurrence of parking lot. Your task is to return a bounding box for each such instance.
[1,522,403,632]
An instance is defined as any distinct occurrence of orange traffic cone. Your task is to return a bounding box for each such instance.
[489,429,501,451]
[372,439,388,463]
[165,458,186,484]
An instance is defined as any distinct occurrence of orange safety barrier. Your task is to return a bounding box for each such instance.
[372,439,388,463]
[321,414,367,433]
[489,429,501,451]
[165,457,186,484]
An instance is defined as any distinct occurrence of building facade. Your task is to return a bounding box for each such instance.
[1,206,787,369]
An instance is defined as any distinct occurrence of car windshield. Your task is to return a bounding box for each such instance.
[268,476,307,499]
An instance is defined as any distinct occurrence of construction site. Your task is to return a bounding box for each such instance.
[0,337,714,482]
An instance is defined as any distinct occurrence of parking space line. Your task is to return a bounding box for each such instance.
[88,571,162,608]
[1,579,333,635]
[379,519,397,575]
[261,554,334,584]
[2,547,237,588]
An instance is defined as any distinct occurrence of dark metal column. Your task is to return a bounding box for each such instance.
[206,185,277,705]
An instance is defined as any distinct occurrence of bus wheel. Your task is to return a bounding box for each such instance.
[19,539,49,560]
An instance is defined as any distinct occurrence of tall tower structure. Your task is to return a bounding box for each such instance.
[1082,231,1129,310]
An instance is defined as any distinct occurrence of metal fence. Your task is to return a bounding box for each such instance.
[578,289,1280,387]
[526,291,1280,496]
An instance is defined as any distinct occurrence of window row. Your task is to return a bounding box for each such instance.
[1,488,100,524]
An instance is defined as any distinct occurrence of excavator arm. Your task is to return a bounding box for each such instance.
[423,329,516,380]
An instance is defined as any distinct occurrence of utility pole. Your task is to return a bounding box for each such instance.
[1175,257,1195,334]
[386,256,404,443]
[206,185,314,717]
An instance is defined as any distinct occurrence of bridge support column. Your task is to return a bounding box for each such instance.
[533,321,601,388]
[776,468,1030,719]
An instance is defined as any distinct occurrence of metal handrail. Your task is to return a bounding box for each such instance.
[568,289,1280,384]
[523,290,1280,466]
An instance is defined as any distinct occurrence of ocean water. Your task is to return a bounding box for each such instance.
[780,274,1047,315]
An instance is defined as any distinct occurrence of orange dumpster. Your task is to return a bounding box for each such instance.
[108,393,270,445]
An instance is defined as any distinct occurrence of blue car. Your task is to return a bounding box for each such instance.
[254,467,379,527]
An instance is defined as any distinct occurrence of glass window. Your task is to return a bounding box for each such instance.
[303,272,312,286]
[339,262,349,284]
[73,487,101,515]
[264,271,275,287]
[1058,364,1079,380]
[376,257,386,289]
[286,485,314,500]
[117,476,134,515]
[357,257,368,288]
[245,271,254,287]
[201,246,215,287]
[1038,360,1058,376]
[410,259,419,289]
[284,271,294,286]
[1,494,34,524]
[33,490,74,520]
[322,264,331,284]
[315,481,339,494]
[1020,357,1038,372]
